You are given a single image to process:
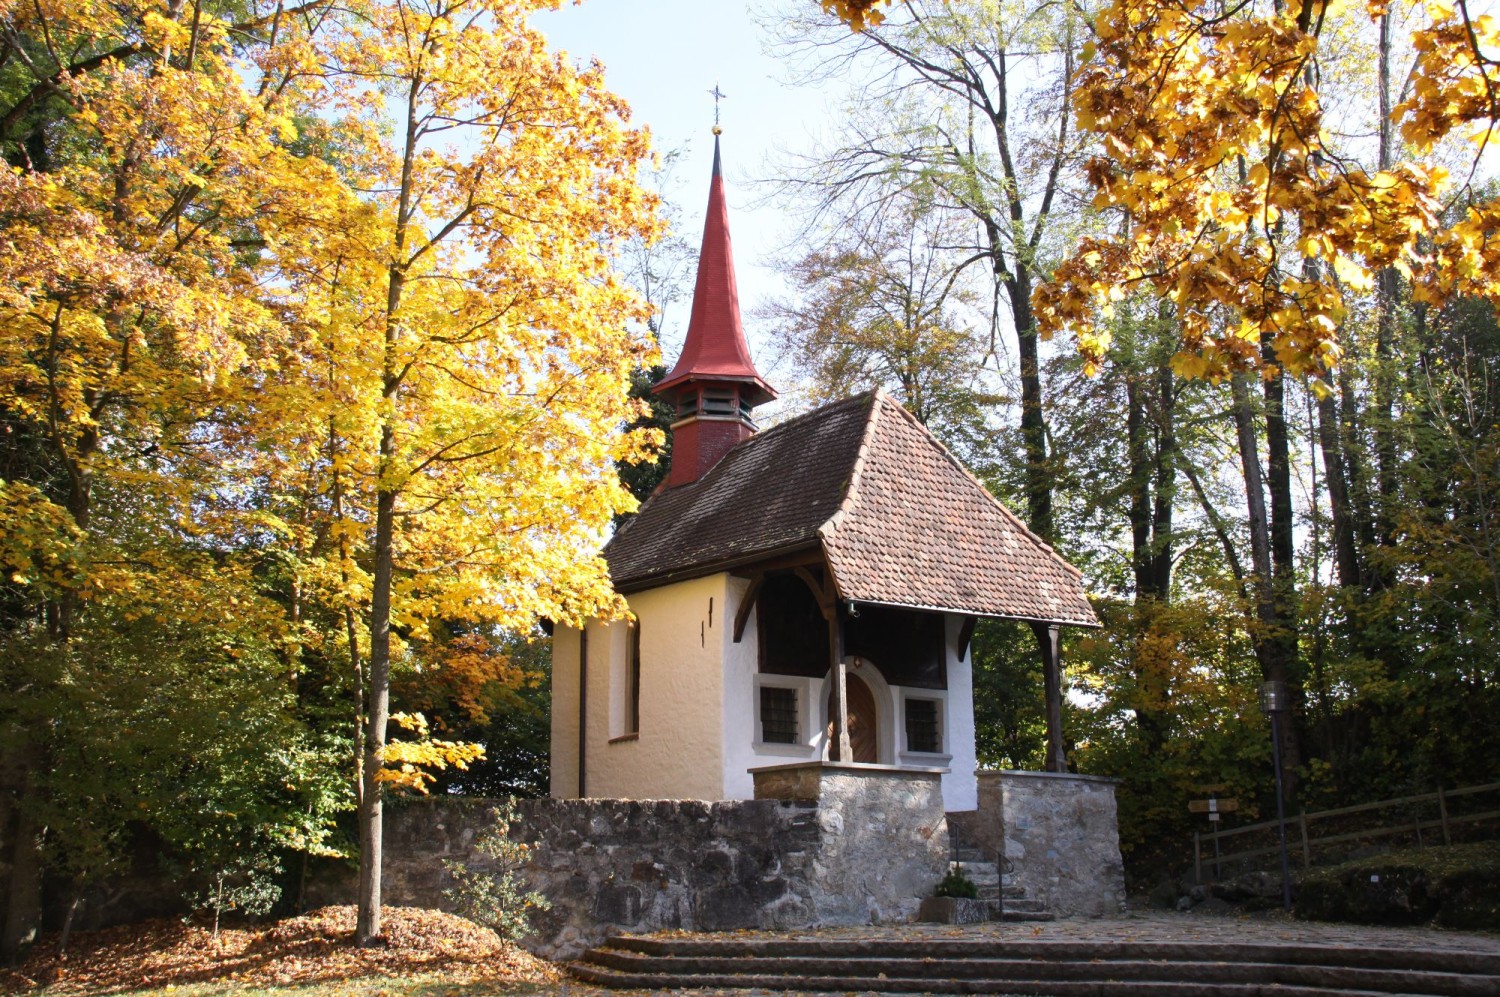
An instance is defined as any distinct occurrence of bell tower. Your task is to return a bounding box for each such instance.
[653,132,775,488]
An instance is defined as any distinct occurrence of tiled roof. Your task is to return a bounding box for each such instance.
[605,390,1097,627]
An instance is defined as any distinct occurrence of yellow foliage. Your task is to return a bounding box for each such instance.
[1032,0,1499,378]
[379,712,486,793]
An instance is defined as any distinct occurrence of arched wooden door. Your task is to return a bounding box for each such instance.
[827,673,879,763]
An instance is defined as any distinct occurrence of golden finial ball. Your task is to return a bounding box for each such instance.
[712,125,722,135]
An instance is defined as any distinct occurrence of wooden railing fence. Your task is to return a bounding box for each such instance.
[1192,780,1500,883]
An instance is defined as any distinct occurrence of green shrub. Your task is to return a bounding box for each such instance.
[442,799,550,942]
[1296,841,1500,930]
[936,867,979,899]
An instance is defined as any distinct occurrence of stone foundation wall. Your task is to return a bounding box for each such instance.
[754,764,949,926]
[307,765,950,959]
[973,769,1127,917]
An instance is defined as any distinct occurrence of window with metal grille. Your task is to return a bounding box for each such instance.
[759,686,799,744]
[905,698,941,753]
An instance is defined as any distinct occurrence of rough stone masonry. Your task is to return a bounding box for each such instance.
[319,764,949,959]
[307,764,1125,959]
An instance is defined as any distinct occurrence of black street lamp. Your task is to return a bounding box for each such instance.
[1259,680,1294,912]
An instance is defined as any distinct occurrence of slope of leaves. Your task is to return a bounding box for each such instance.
[0,906,560,995]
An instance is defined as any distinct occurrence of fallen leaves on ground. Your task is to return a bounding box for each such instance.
[0,905,561,995]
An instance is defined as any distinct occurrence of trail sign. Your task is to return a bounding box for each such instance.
[1188,798,1240,814]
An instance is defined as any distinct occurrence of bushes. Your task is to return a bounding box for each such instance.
[1295,841,1500,930]
[442,800,550,942]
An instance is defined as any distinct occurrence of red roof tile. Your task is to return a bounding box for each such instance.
[605,390,1096,626]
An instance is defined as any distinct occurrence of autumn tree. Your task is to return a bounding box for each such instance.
[764,194,1000,468]
[253,0,661,945]
[0,0,366,958]
[775,0,1091,541]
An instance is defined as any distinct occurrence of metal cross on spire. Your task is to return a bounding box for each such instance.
[709,83,726,134]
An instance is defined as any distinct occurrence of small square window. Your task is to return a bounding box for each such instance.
[905,698,941,754]
[759,686,799,744]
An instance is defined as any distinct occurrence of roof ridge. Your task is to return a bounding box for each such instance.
[750,388,876,441]
[816,389,883,544]
[870,392,1085,582]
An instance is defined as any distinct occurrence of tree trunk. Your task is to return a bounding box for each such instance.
[355,482,394,946]
[1372,10,1399,550]
[1232,374,1301,800]
[1316,393,1362,588]
[1012,272,1052,542]
[355,58,422,945]
[2,784,43,964]
[1149,358,1176,597]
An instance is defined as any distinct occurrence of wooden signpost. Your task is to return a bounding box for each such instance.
[1190,792,1239,881]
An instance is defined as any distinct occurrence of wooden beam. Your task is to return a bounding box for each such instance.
[733,574,763,643]
[829,604,851,763]
[1031,621,1067,773]
[729,546,824,576]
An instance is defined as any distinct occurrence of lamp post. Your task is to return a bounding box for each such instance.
[1259,680,1294,912]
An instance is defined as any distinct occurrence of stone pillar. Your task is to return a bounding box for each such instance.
[753,762,949,924]
[977,769,1126,917]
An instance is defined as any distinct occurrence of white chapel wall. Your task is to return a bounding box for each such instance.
[580,574,728,801]
[940,612,979,811]
[549,624,581,799]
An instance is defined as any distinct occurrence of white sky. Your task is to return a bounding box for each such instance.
[533,0,835,390]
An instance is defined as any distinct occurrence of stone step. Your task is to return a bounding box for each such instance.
[974,884,1029,898]
[961,862,999,878]
[990,898,1048,913]
[951,847,989,864]
[991,908,1057,922]
[571,960,1473,996]
[576,935,1500,989]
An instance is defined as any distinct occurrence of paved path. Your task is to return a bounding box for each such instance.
[551,909,1500,995]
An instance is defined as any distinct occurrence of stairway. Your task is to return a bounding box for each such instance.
[570,933,1500,995]
[949,826,1053,922]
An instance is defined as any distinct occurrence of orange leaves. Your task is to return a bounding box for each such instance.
[1398,7,1500,153]
[820,0,890,31]
[1036,0,1496,381]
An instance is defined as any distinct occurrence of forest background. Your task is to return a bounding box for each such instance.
[2,0,1499,962]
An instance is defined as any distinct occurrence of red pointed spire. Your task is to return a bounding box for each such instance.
[654,135,776,406]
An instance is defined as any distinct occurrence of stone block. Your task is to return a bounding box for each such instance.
[918,896,990,924]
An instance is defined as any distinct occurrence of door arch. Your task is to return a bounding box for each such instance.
[826,672,879,763]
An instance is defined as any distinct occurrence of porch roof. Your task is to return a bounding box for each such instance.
[605,390,1097,627]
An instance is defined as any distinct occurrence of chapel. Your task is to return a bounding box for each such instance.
[548,136,1097,812]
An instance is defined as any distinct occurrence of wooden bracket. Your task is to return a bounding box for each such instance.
[733,574,763,643]
[957,615,978,660]
[794,565,835,620]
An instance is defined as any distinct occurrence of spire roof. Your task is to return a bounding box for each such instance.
[654,134,776,406]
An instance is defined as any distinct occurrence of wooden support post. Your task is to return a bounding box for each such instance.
[1299,811,1311,868]
[1438,786,1451,846]
[1031,621,1066,773]
[829,604,850,763]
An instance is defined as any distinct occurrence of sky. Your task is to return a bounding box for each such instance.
[533,0,838,391]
